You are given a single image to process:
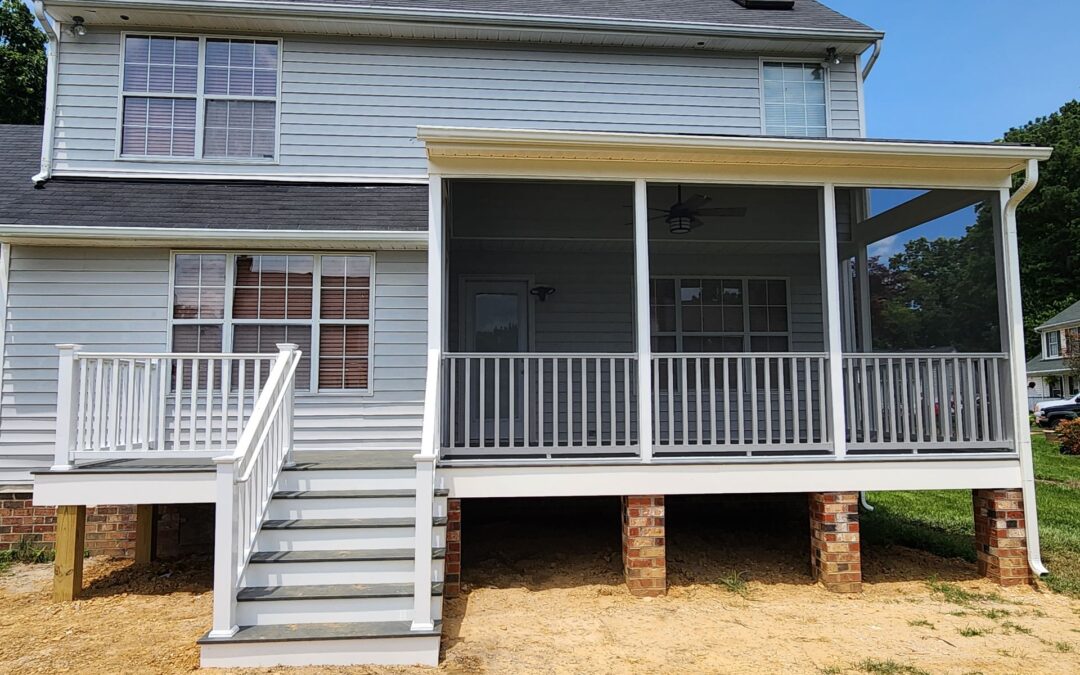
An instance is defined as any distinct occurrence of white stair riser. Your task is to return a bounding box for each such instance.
[279,469,416,492]
[267,496,448,520]
[242,559,444,586]
[237,596,443,626]
[255,526,446,552]
[201,635,442,668]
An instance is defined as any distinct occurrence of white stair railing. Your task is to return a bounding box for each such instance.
[411,348,441,632]
[209,343,301,639]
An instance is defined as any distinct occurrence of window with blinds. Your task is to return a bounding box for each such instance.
[170,253,373,392]
[762,61,828,137]
[119,34,280,160]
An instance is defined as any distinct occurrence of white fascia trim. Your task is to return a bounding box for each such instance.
[46,0,885,44]
[0,224,428,245]
[418,126,1054,165]
[49,169,428,184]
[1035,319,1080,332]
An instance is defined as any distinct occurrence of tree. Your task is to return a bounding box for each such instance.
[0,0,47,124]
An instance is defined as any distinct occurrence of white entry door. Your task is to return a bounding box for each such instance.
[463,280,530,445]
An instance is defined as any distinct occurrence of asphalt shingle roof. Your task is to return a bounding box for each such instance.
[1037,300,1080,332]
[0,125,427,231]
[263,0,876,33]
[1027,355,1069,376]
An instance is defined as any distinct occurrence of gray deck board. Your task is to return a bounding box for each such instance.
[237,582,444,601]
[198,620,442,644]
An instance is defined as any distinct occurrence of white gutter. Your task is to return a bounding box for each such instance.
[31,1,59,186]
[861,39,882,81]
[1006,159,1050,578]
[47,0,885,44]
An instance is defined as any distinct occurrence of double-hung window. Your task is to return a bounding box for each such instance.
[1046,331,1062,359]
[762,61,828,137]
[120,34,280,160]
[650,278,790,353]
[171,253,373,392]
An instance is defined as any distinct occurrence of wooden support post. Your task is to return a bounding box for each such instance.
[53,505,86,602]
[135,504,155,564]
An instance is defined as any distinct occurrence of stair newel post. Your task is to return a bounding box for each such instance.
[275,343,299,468]
[209,457,239,639]
[411,454,436,631]
[52,343,82,471]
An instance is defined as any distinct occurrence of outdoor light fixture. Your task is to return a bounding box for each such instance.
[668,215,693,235]
[530,286,557,302]
[824,47,841,66]
[71,16,87,36]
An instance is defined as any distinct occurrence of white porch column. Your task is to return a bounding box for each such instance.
[820,186,847,459]
[993,183,1048,575]
[633,179,654,462]
[856,245,873,352]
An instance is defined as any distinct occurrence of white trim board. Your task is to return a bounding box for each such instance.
[0,225,428,249]
[33,470,216,505]
[440,458,1024,498]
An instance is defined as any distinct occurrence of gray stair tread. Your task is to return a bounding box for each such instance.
[274,488,449,499]
[199,620,442,644]
[238,582,444,602]
[262,516,448,530]
[250,548,446,563]
[286,450,415,471]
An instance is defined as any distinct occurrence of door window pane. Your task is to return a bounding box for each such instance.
[473,293,521,352]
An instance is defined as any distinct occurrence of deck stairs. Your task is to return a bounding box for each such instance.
[199,451,448,668]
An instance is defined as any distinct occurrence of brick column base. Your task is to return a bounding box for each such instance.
[445,498,462,598]
[621,495,666,597]
[808,492,862,593]
[973,488,1032,587]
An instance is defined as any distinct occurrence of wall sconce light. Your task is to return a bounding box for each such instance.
[530,286,557,302]
[71,16,88,37]
[824,47,841,66]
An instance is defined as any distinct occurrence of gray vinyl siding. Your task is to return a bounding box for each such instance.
[52,28,863,178]
[0,246,426,483]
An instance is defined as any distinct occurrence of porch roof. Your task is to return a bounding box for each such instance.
[1027,355,1069,377]
[418,127,1054,189]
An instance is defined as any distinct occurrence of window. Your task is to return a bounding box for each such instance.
[170,253,373,392]
[762,61,828,137]
[651,278,789,353]
[1046,331,1061,358]
[120,34,280,160]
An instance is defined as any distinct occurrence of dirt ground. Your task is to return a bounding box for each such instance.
[1,496,1079,675]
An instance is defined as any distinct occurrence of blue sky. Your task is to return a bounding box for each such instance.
[827,0,1080,258]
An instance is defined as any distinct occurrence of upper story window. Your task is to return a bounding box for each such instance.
[762,62,828,137]
[1046,330,1062,358]
[120,35,280,161]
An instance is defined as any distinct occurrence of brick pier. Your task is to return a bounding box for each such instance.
[621,495,666,597]
[973,488,1032,587]
[808,491,862,593]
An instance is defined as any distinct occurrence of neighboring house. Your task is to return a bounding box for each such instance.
[1027,300,1080,408]
[0,0,1054,668]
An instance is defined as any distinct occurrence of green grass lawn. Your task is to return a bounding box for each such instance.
[864,433,1080,597]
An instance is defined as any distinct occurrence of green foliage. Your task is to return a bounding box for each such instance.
[1057,418,1080,455]
[717,569,751,597]
[854,659,930,675]
[0,0,47,124]
[0,534,55,570]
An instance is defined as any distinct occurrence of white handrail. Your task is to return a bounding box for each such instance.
[209,343,300,640]
[411,348,441,632]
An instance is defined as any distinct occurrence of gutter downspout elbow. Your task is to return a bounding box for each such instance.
[1007,158,1050,578]
[32,1,60,187]
[861,39,882,82]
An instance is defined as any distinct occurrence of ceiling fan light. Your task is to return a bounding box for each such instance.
[668,216,693,235]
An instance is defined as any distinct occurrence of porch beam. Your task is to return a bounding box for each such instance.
[854,189,986,247]
[856,245,872,352]
[633,179,653,462]
[820,185,848,459]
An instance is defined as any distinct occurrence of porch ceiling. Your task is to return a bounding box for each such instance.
[419,127,1053,190]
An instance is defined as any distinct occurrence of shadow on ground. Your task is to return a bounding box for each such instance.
[80,555,212,599]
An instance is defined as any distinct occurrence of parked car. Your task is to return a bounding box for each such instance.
[1035,400,1080,428]
[1033,393,1080,413]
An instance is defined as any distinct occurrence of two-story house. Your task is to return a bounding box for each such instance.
[1027,299,1080,407]
[0,0,1053,668]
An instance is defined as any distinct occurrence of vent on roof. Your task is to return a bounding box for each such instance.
[732,0,796,9]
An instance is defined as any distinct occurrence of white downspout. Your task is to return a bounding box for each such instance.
[32,1,60,186]
[861,39,882,82]
[1005,159,1049,577]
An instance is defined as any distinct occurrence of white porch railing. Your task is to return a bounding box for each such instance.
[842,353,1013,454]
[441,353,638,456]
[53,345,278,466]
[210,343,301,639]
[651,353,831,454]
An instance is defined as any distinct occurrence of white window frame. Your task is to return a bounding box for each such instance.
[758,57,833,138]
[116,31,283,164]
[168,250,376,396]
[650,276,793,353]
[1045,330,1061,359]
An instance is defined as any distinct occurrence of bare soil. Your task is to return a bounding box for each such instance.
[0,496,1078,675]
